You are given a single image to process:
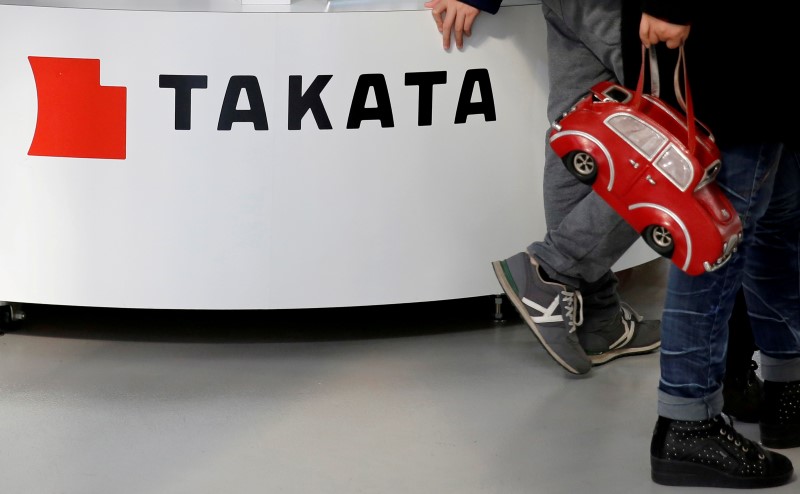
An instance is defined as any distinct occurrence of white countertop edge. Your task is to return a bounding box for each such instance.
[0,0,539,13]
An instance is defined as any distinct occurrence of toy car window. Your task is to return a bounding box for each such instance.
[605,114,667,160]
[603,87,631,103]
[653,144,694,191]
[696,161,722,190]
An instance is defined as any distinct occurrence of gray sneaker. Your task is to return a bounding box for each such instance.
[492,252,592,374]
[580,302,661,365]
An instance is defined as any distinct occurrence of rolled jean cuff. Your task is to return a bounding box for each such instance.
[760,355,800,382]
[657,388,723,421]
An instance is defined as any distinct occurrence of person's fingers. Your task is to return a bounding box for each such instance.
[430,7,444,33]
[454,12,465,49]
[426,0,442,31]
[464,13,476,37]
[639,22,652,47]
[442,8,458,49]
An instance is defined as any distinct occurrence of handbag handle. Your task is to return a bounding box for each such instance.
[632,44,696,155]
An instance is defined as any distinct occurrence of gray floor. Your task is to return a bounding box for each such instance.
[1,258,798,493]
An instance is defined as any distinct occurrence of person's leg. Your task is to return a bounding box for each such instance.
[722,287,762,422]
[536,0,633,280]
[745,147,800,448]
[493,0,650,375]
[651,143,796,487]
[718,150,794,424]
[532,0,659,364]
[656,143,785,418]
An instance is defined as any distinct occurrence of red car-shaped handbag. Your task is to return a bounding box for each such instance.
[548,46,742,276]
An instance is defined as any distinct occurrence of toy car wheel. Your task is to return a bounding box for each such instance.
[563,151,597,184]
[643,225,674,258]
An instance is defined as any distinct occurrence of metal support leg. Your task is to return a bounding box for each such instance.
[494,294,505,322]
[0,302,26,332]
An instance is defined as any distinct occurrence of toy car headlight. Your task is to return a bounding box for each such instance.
[654,144,694,191]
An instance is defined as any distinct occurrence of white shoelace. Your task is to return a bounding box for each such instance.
[609,302,643,349]
[561,290,584,334]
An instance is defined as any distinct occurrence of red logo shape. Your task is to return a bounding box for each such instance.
[28,57,127,160]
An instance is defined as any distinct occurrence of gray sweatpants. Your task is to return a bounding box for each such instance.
[529,0,640,317]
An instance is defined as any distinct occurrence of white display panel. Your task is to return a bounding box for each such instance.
[0,2,655,309]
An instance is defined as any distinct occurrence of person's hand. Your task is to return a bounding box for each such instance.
[425,0,480,50]
[639,13,690,49]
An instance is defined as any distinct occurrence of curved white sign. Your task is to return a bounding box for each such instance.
[0,3,654,309]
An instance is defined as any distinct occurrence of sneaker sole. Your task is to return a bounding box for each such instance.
[492,260,587,375]
[651,456,793,488]
[588,341,661,366]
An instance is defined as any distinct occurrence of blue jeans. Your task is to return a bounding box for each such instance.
[658,144,800,420]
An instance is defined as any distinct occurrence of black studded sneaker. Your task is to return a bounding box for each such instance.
[651,415,793,488]
[760,380,800,449]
